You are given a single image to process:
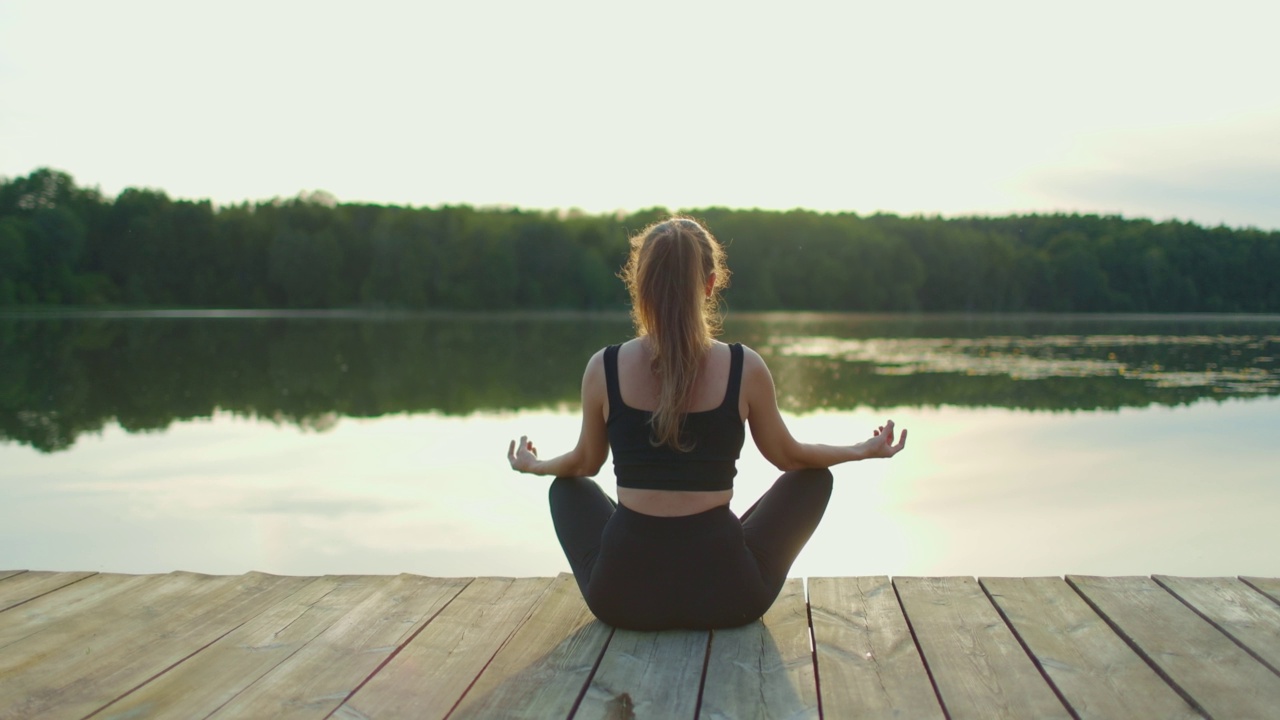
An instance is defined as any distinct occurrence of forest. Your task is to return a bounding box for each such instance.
[2,168,1278,313]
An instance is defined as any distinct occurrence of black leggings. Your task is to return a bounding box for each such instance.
[549,469,833,630]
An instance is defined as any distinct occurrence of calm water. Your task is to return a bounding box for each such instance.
[2,311,1278,578]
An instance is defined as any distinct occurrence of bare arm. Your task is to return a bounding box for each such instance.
[507,350,609,478]
[741,346,906,471]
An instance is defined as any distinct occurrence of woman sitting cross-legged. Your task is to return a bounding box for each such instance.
[507,216,907,631]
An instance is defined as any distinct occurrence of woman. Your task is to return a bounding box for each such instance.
[507,216,907,630]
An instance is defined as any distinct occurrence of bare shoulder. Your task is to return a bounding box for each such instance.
[738,344,773,380]
[735,344,777,422]
[583,347,607,379]
[581,348,609,419]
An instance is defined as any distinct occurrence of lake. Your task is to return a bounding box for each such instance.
[2,311,1278,579]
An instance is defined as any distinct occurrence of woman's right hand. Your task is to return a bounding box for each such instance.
[507,435,539,473]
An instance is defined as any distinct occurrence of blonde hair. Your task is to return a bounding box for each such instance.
[619,216,731,450]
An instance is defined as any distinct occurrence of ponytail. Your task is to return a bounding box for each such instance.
[620,217,730,450]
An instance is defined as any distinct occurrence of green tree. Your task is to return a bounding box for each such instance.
[0,218,34,305]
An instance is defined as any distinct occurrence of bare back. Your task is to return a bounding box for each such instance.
[610,338,742,516]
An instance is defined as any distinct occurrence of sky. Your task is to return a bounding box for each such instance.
[2,0,1278,229]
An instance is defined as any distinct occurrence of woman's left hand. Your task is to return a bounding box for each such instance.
[507,435,539,473]
[861,420,907,459]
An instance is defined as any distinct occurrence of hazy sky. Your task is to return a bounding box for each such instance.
[2,0,1277,229]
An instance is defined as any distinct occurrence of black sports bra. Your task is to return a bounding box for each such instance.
[604,343,745,492]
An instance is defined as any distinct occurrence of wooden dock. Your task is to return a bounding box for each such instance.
[2,571,1279,719]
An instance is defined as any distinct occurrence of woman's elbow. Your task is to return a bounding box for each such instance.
[773,459,808,472]
[765,440,808,472]
[767,450,805,472]
[580,451,607,477]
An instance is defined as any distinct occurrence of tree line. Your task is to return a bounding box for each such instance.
[2,168,1278,313]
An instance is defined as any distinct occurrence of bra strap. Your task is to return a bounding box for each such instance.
[603,344,624,412]
[725,343,744,408]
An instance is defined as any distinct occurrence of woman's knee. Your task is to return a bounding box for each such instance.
[781,468,834,495]
[548,475,591,502]
[549,477,617,520]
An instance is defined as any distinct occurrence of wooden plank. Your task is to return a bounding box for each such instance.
[894,576,1070,720]
[94,575,385,719]
[450,573,613,719]
[0,571,313,720]
[1243,576,1280,606]
[699,578,820,720]
[982,577,1201,719]
[575,628,705,719]
[0,571,26,582]
[0,572,155,651]
[1155,576,1280,675]
[1,572,244,717]
[336,576,555,719]
[0,571,96,613]
[0,572,1272,720]
[1069,575,1280,719]
[809,576,944,720]
[210,574,469,719]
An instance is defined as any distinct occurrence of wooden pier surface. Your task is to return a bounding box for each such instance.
[2,571,1279,719]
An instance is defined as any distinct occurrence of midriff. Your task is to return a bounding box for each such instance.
[617,487,734,517]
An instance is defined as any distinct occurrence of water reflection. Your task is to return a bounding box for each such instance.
[1,312,1278,453]
[4,311,1280,578]
[4,400,1277,578]
[770,330,1279,410]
